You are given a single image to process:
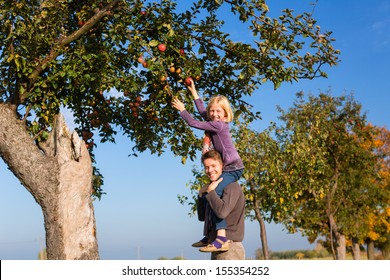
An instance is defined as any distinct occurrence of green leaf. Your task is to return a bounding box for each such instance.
[149,40,159,47]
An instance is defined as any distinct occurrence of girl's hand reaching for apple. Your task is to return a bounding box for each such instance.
[186,79,199,100]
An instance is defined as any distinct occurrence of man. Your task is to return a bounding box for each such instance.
[196,150,246,260]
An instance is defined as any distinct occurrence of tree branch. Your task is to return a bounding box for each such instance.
[22,0,121,103]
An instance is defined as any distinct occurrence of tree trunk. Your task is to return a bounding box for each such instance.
[381,247,390,260]
[336,234,346,260]
[253,198,269,260]
[366,239,375,260]
[326,175,346,260]
[380,235,390,260]
[351,238,361,260]
[0,104,99,259]
[328,212,346,260]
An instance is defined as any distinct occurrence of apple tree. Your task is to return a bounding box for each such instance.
[0,0,339,259]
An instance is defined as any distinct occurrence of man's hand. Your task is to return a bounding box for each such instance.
[171,97,185,112]
[207,177,223,193]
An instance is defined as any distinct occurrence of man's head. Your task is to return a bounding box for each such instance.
[201,150,223,182]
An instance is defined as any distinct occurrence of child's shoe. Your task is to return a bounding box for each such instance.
[191,236,209,247]
[199,236,229,252]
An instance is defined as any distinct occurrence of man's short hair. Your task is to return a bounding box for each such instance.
[201,149,223,165]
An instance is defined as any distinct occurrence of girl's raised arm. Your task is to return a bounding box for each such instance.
[187,79,199,100]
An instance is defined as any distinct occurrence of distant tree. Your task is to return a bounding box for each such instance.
[295,252,304,259]
[232,120,282,260]
[255,248,264,260]
[38,248,47,260]
[268,247,331,260]
[158,256,185,260]
[361,125,390,259]
[274,92,381,260]
[0,0,339,259]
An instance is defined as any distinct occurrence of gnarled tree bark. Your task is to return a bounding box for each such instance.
[0,103,99,259]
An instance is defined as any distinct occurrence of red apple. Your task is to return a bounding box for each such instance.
[184,77,193,86]
[179,48,185,55]
[137,56,144,63]
[158,44,166,52]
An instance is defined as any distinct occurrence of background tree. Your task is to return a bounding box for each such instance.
[180,95,389,261]
[361,125,390,259]
[232,120,283,259]
[0,0,339,259]
[274,92,382,259]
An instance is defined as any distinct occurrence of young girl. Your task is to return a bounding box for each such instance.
[172,79,244,252]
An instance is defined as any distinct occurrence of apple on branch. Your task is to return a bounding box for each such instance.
[184,77,193,86]
[137,56,144,63]
[158,44,167,52]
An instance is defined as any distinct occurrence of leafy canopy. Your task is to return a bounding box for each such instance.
[0,0,339,196]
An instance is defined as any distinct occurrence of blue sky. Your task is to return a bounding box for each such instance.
[1,1,390,260]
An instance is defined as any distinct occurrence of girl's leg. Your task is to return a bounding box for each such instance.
[214,169,243,197]
[214,169,244,230]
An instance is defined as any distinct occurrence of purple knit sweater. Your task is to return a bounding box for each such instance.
[180,98,244,171]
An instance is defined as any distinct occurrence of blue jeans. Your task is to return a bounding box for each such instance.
[213,169,244,230]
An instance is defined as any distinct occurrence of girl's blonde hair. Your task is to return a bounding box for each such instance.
[206,95,233,122]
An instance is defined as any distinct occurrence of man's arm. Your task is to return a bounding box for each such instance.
[205,183,241,219]
[196,184,209,222]
[196,196,206,222]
